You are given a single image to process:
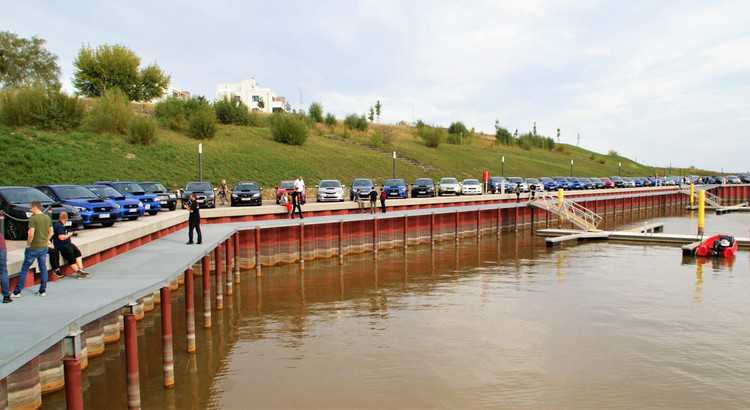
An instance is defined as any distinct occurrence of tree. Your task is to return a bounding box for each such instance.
[556,128,561,143]
[374,100,382,122]
[0,31,61,90]
[368,106,375,122]
[257,97,265,109]
[308,101,323,122]
[495,127,514,146]
[72,43,170,101]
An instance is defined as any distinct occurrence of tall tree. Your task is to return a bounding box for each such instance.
[0,31,61,89]
[73,43,169,101]
[368,106,375,122]
[374,100,382,122]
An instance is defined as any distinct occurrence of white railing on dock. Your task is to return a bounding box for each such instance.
[530,191,603,231]
[680,187,723,207]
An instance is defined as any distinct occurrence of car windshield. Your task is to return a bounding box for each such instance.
[87,186,121,198]
[553,177,567,182]
[540,177,553,182]
[1,187,54,204]
[568,177,580,182]
[385,179,405,186]
[186,182,213,191]
[112,182,145,195]
[139,182,167,193]
[234,183,259,191]
[319,180,341,188]
[508,177,523,183]
[440,178,458,184]
[279,181,294,189]
[463,179,479,185]
[526,178,540,183]
[352,179,372,188]
[57,186,98,200]
[414,179,432,185]
[590,178,602,182]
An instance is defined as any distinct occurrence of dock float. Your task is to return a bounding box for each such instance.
[540,222,664,247]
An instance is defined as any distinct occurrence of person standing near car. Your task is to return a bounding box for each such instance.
[50,212,90,279]
[379,187,387,213]
[368,188,378,214]
[293,176,305,204]
[218,179,228,206]
[290,188,303,219]
[1,234,11,303]
[184,193,202,244]
[11,200,53,297]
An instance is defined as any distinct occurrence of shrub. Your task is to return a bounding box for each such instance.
[187,107,217,139]
[128,115,157,145]
[448,121,468,137]
[417,125,444,148]
[308,102,324,123]
[324,113,336,128]
[446,133,461,145]
[596,157,607,164]
[166,113,186,131]
[495,127,514,145]
[370,130,384,148]
[0,86,47,126]
[270,113,308,145]
[213,95,251,125]
[88,88,133,134]
[40,91,85,131]
[344,113,368,131]
[608,149,618,156]
[247,111,268,127]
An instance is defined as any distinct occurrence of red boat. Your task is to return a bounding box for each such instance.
[695,234,737,257]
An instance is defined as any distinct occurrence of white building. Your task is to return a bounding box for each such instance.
[215,78,286,113]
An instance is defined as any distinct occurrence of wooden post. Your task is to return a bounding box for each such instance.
[124,303,140,409]
[299,223,305,271]
[215,244,223,310]
[184,268,196,353]
[338,220,344,265]
[225,239,233,295]
[233,233,240,284]
[373,217,378,259]
[160,286,174,388]
[255,226,261,277]
[202,255,211,329]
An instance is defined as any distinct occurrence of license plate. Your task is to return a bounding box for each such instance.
[99,214,110,219]
[242,198,250,201]
[129,209,138,213]
[64,221,72,226]
[145,204,150,210]
[160,200,167,204]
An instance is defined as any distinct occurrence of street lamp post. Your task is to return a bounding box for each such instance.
[618,162,621,177]
[502,156,505,178]
[392,151,396,179]
[199,143,203,182]
[570,159,574,177]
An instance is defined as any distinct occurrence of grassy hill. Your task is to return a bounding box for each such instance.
[0,121,697,191]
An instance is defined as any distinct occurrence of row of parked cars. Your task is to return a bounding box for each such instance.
[0,181,180,240]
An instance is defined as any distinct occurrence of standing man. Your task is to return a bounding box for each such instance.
[293,176,305,204]
[1,233,11,303]
[368,188,378,214]
[184,193,202,244]
[379,187,387,213]
[290,188,303,219]
[11,200,53,297]
[50,212,90,278]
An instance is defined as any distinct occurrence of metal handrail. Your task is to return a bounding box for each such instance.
[679,187,723,206]
[531,191,603,231]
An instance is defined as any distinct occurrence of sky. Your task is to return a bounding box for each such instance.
[3,0,749,173]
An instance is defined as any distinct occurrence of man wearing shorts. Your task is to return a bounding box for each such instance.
[51,212,90,279]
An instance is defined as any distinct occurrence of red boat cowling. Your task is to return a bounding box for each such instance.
[695,234,737,257]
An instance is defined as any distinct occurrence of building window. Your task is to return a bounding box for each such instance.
[235,95,241,103]
[252,95,259,102]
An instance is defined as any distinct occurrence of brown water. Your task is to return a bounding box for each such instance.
[42,210,750,408]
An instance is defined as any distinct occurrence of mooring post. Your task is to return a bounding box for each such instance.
[497,207,502,236]
[225,239,233,295]
[338,220,344,265]
[373,216,378,259]
[255,227,261,277]
[184,268,196,353]
[202,255,211,329]
[299,223,305,270]
[698,190,705,235]
[430,212,435,249]
[476,209,481,241]
[123,302,141,409]
[403,215,408,253]
[455,211,460,245]
[215,244,223,310]
[62,330,83,410]
[233,233,240,283]
[557,188,564,229]
[160,286,174,388]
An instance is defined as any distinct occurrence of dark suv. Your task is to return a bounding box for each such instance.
[231,182,262,206]
[410,178,435,197]
[0,186,83,240]
[139,181,178,211]
[183,182,215,208]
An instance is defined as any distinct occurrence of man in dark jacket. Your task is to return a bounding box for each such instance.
[184,193,202,244]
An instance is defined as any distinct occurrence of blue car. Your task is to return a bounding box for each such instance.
[567,177,583,190]
[384,178,407,198]
[94,181,162,215]
[552,177,570,190]
[36,185,119,227]
[86,185,144,221]
[539,177,558,191]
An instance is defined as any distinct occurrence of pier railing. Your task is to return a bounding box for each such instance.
[680,186,723,207]
[530,191,603,231]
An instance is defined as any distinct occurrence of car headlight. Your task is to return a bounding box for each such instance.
[75,206,87,212]
[232,194,238,198]
[252,193,260,198]
[114,204,120,209]
[25,211,33,218]
[169,194,176,199]
[138,201,143,207]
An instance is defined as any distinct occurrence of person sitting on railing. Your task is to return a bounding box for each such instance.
[49,212,90,279]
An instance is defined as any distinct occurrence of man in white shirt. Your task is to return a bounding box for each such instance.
[293,176,305,203]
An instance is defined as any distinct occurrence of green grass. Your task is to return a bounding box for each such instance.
[0,122,706,191]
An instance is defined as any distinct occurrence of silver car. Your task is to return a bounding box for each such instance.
[439,177,461,196]
[508,177,529,192]
[316,179,345,202]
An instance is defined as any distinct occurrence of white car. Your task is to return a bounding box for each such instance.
[439,177,461,196]
[525,178,543,191]
[316,180,345,202]
[508,177,529,192]
[461,179,483,195]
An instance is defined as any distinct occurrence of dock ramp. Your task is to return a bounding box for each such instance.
[680,185,723,207]
[530,191,602,232]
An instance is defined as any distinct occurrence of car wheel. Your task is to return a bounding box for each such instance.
[101,222,115,227]
[168,204,176,211]
[6,219,21,240]
[128,217,139,221]
[438,192,442,196]
[148,211,158,216]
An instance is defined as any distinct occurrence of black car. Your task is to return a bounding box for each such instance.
[0,186,83,240]
[139,181,178,211]
[231,182,262,206]
[183,182,215,208]
[411,178,435,197]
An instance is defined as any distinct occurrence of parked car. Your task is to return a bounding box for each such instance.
[411,178,435,198]
[539,177,558,191]
[589,177,605,189]
[461,179,483,195]
[183,181,216,208]
[600,177,615,189]
[438,177,461,196]
[349,178,374,200]
[727,175,742,184]
[567,177,584,190]
[229,182,262,206]
[508,177,528,192]
[578,177,594,190]
[384,179,408,199]
[316,180,345,202]
[610,176,626,188]
[552,176,570,190]
[740,174,750,183]
[276,180,297,204]
[525,178,543,191]
[139,181,178,211]
[487,176,511,194]
[85,185,144,220]
[35,184,119,228]
[93,181,162,215]
[0,186,83,240]
[622,177,637,188]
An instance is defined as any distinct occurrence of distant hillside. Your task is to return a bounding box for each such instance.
[0,121,701,191]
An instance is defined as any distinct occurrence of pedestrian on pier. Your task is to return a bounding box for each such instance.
[354,190,365,212]
[1,234,11,303]
[369,188,378,214]
[218,179,228,206]
[49,212,90,279]
[291,188,303,219]
[515,184,521,202]
[379,187,386,213]
[184,193,202,245]
[11,200,52,297]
